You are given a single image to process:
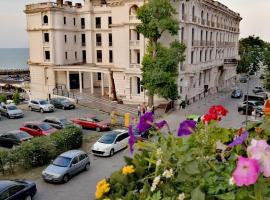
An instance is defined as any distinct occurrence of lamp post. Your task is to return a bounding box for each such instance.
[245,66,252,128]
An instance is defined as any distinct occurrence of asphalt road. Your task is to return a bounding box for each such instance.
[0,74,263,200]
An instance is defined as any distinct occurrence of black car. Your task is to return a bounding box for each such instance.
[50,98,75,110]
[239,76,248,83]
[238,101,264,115]
[231,89,243,98]
[0,180,36,200]
[0,131,32,149]
[42,117,82,130]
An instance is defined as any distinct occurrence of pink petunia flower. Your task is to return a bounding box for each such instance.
[232,156,260,186]
[247,139,270,177]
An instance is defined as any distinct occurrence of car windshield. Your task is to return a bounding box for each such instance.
[93,118,100,122]
[39,123,52,131]
[59,119,72,125]
[53,156,71,167]
[7,106,17,110]
[98,133,117,144]
[40,100,49,105]
[15,132,31,139]
[60,99,69,103]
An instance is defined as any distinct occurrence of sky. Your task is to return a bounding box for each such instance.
[0,0,269,48]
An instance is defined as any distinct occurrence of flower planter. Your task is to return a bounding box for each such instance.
[263,100,270,115]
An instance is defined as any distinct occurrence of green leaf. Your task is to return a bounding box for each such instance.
[184,160,200,175]
[215,192,235,200]
[191,187,205,200]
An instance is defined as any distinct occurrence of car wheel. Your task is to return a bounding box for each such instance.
[109,149,114,157]
[40,108,44,113]
[85,163,90,171]
[96,127,101,132]
[25,195,32,200]
[6,114,10,119]
[62,174,70,183]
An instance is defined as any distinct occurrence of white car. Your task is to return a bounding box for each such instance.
[28,99,54,113]
[91,129,129,157]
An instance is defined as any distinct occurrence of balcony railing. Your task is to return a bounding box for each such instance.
[81,25,85,29]
[130,64,141,68]
[224,58,238,64]
[211,22,215,27]
[96,24,101,29]
[82,42,86,47]
[130,40,140,48]
[97,58,102,63]
[207,21,210,26]
[109,42,113,47]
[181,14,187,21]
[96,42,102,46]
[201,19,205,25]
[192,16,197,23]
[210,41,215,47]
[129,15,140,23]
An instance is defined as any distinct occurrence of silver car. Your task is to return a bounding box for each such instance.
[0,104,24,118]
[28,99,54,113]
[42,150,90,183]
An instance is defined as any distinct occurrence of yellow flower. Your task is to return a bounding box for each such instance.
[122,165,135,175]
[255,127,263,134]
[95,179,110,199]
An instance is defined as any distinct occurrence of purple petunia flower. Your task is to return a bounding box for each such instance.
[228,131,249,147]
[128,125,136,155]
[177,120,197,137]
[155,120,168,129]
[137,112,154,133]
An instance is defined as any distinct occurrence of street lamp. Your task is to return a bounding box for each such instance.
[245,66,252,128]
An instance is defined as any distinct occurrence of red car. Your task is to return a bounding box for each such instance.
[20,122,57,137]
[71,115,110,131]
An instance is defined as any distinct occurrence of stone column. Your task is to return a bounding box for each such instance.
[108,73,112,98]
[79,71,82,93]
[90,72,94,94]
[66,71,70,91]
[101,73,104,96]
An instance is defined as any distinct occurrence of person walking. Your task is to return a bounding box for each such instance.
[137,104,141,117]
[141,103,146,114]
[251,109,256,120]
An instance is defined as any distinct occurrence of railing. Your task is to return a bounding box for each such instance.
[96,24,101,29]
[181,14,187,21]
[224,58,238,64]
[210,41,215,47]
[129,40,140,48]
[96,42,102,47]
[211,22,215,27]
[129,15,140,23]
[82,42,86,47]
[97,58,102,63]
[201,19,205,25]
[109,42,113,47]
[207,21,210,26]
[192,16,197,23]
[130,64,141,68]
[81,25,85,29]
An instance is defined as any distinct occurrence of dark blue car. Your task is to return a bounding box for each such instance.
[0,180,36,200]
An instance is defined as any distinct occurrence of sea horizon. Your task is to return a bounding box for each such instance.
[0,48,29,70]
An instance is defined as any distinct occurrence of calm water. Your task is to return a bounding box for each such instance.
[0,48,29,69]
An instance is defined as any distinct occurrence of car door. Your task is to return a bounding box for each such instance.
[32,125,42,136]
[78,153,88,171]
[32,101,38,110]
[0,135,13,148]
[114,135,124,152]
[69,156,80,175]
[1,105,7,116]
[120,133,129,149]
[6,185,26,200]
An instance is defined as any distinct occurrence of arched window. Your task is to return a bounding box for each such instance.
[192,28,195,45]
[201,11,204,21]
[43,15,48,24]
[192,6,195,21]
[129,5,138,15]
[181,3,185,20]
[206,13,209,22]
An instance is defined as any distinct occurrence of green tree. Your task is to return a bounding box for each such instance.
[12,90,21,105]
[137,0,185,105]
[0,94,7,104]
[263,43,270,90]
[238,36,265,73]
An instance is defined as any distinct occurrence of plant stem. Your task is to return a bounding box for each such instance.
[254,182,263,200]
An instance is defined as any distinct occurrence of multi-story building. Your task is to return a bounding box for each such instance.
[24,0,241,105]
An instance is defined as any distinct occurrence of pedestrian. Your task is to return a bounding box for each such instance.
[141,103,146,114]
[147,104,151,112]
[137,104,141,117]
[251,109,256,120]
[151,105,155,114]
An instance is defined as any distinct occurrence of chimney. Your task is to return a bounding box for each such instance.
[57,0,63,5]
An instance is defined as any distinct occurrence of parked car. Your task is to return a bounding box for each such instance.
[71,115,110,131]
[50,98,75,110]
[42,117,82,130]
[231,89,243,98]
[260,74,265,79]
[249,70,255,75]
[253,86,264,94]
[239,76,248,83]
[0,130,32,149]
[243,95,266,103]
[255,92,268,100]
[0,104,24,119]
[0,180,37,200]
[238,101,264,115]
[28,99,54,113]
[20,122,57,137]
[42,150,90,183]
[92,129,129,157]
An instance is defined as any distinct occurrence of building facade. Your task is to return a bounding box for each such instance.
[24,0,241,105]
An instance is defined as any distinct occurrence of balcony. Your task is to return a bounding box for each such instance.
[96,42,102,47]
[181,14,187,21]
[207,21,210,26]
[130,64,141,68]
[210,41,215,47]
[192,16,197,23]
[129,15,140,23]
[81,25,85,29]
[201,19,205,26]
[211,22,215,27]
[82,42,86,47]
[129,40,140,49]
[224,58,238,65]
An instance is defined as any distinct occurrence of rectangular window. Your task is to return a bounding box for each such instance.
[45,51,50,60]
[108,16,112,28]
[74,35,76,43]
[96,33,102,46]
[96,50,102,63]
[200,50,202,62]
[73,18,76,26]
[96,17,101,29]
[109,50,113,63]
[191,51,194,64]
[199,73,201,86]
[64,35,67,43]
[65,52,68,60]
[75,51,77,60]
[82,50,86,63]
[137,32,140,40]
[81,18,85,29]
[44,33,49,42]
[109,33,112,46]
[205,50,207,61]
[81,34,86,46]
[137,52,140,64]
[97,72,102,80]
[181,27,184,43]
[64,17,66,25]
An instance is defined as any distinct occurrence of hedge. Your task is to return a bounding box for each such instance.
[0,127,83,174]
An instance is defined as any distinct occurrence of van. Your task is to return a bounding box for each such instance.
[243,95,266,103]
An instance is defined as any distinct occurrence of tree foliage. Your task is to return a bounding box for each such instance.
[136,0,185,103]
[12,90,21,105]
[237,36,265,73]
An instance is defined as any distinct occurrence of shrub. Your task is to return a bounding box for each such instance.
[0,94,7,104]
[0,127,83,174]
[12,90,21,105]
